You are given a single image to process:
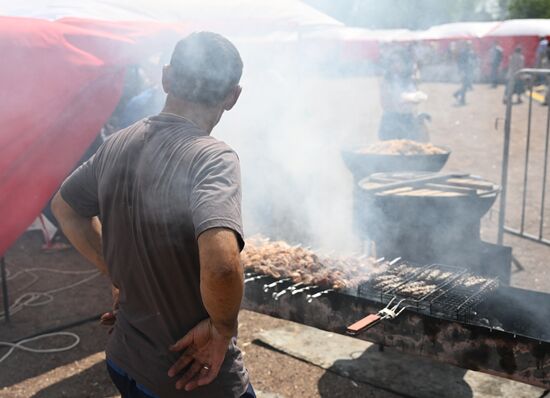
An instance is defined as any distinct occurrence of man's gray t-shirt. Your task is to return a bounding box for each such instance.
[60,113,248,397]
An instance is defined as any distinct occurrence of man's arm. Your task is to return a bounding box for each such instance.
[168,227,243,391]
[199,227,243,336]
[51,192,108,275]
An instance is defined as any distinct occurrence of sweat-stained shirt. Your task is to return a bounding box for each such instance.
[60,113,249,398]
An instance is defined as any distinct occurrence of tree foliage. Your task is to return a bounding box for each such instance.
[508,0,550,18]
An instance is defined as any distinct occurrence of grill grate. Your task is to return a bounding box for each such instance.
[245,259,499,322]
[357,261,498,321]
[429,276,499,321]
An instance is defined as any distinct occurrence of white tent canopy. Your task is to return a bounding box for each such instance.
[2,1,550,42]
[415,21,501,40]
[305,26,412,42]
[489,19,550,37]
[0,0,342,32]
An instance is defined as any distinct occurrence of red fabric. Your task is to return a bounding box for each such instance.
[484,36,539,67]
[474,36,538,77]
[0,17,185,255]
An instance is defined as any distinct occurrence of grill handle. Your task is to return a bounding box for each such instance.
[346,314,381,335]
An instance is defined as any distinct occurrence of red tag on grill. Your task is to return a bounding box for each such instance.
[347,314,381,335]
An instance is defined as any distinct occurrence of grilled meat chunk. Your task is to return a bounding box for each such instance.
[241,237,387,290]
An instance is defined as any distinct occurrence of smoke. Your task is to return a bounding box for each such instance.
[113,33,379,254]
[215,40,381,253]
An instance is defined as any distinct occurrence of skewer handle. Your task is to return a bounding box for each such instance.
[346,314,381,335]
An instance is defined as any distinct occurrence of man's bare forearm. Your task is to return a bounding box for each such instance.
[51,192,108,274]
[198,228,243,337]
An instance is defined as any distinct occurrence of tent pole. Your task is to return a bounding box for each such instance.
[1,256,9,323]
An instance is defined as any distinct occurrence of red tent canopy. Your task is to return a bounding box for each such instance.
[0,17,186,255]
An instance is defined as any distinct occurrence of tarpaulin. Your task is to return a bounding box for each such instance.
[0,16,185,255]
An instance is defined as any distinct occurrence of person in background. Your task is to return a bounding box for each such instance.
[453,41,475,105]
[489,41,503,88]
[102,65,149,134]
[535,36,549,68]
[378,51,429,142]
[543,44,550,106]
[118,57,168,128]
[504,47,525,104]
[534,36,549,88]
[118,82,165,128]
[52,32,254,398]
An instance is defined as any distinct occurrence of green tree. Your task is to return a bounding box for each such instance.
[508,0,550,18]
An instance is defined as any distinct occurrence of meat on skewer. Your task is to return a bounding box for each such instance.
[242,237,494,296]
[241,237,386,289]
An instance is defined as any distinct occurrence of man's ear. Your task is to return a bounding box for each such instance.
[161,65,172,94]
[223,85,242,111]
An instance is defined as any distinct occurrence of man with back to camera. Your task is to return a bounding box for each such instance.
[52,32,254,398]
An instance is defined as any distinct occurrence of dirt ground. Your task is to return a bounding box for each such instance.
[1,78,549,397]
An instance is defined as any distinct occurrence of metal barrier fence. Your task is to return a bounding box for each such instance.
[498,68,550,247]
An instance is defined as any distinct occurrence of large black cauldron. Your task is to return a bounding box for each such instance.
[355,172,509,280]
[341,146,450,183]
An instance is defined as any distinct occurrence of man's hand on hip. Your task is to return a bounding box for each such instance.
[168,318,231,391]
[100,285,119,332]
[167,227,243,391]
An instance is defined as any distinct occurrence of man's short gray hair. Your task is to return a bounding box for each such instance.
[169,32,243,106]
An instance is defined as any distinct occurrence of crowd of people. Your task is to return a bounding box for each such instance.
[374,36,550,145]
[376,36,550,134]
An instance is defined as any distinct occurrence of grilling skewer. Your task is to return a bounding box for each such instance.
[244,274,269,283]
[271,282,305,300]
[263,278,290,292]
[389,257,402,266]
[307,289,334,303]
[291,285,318,295]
